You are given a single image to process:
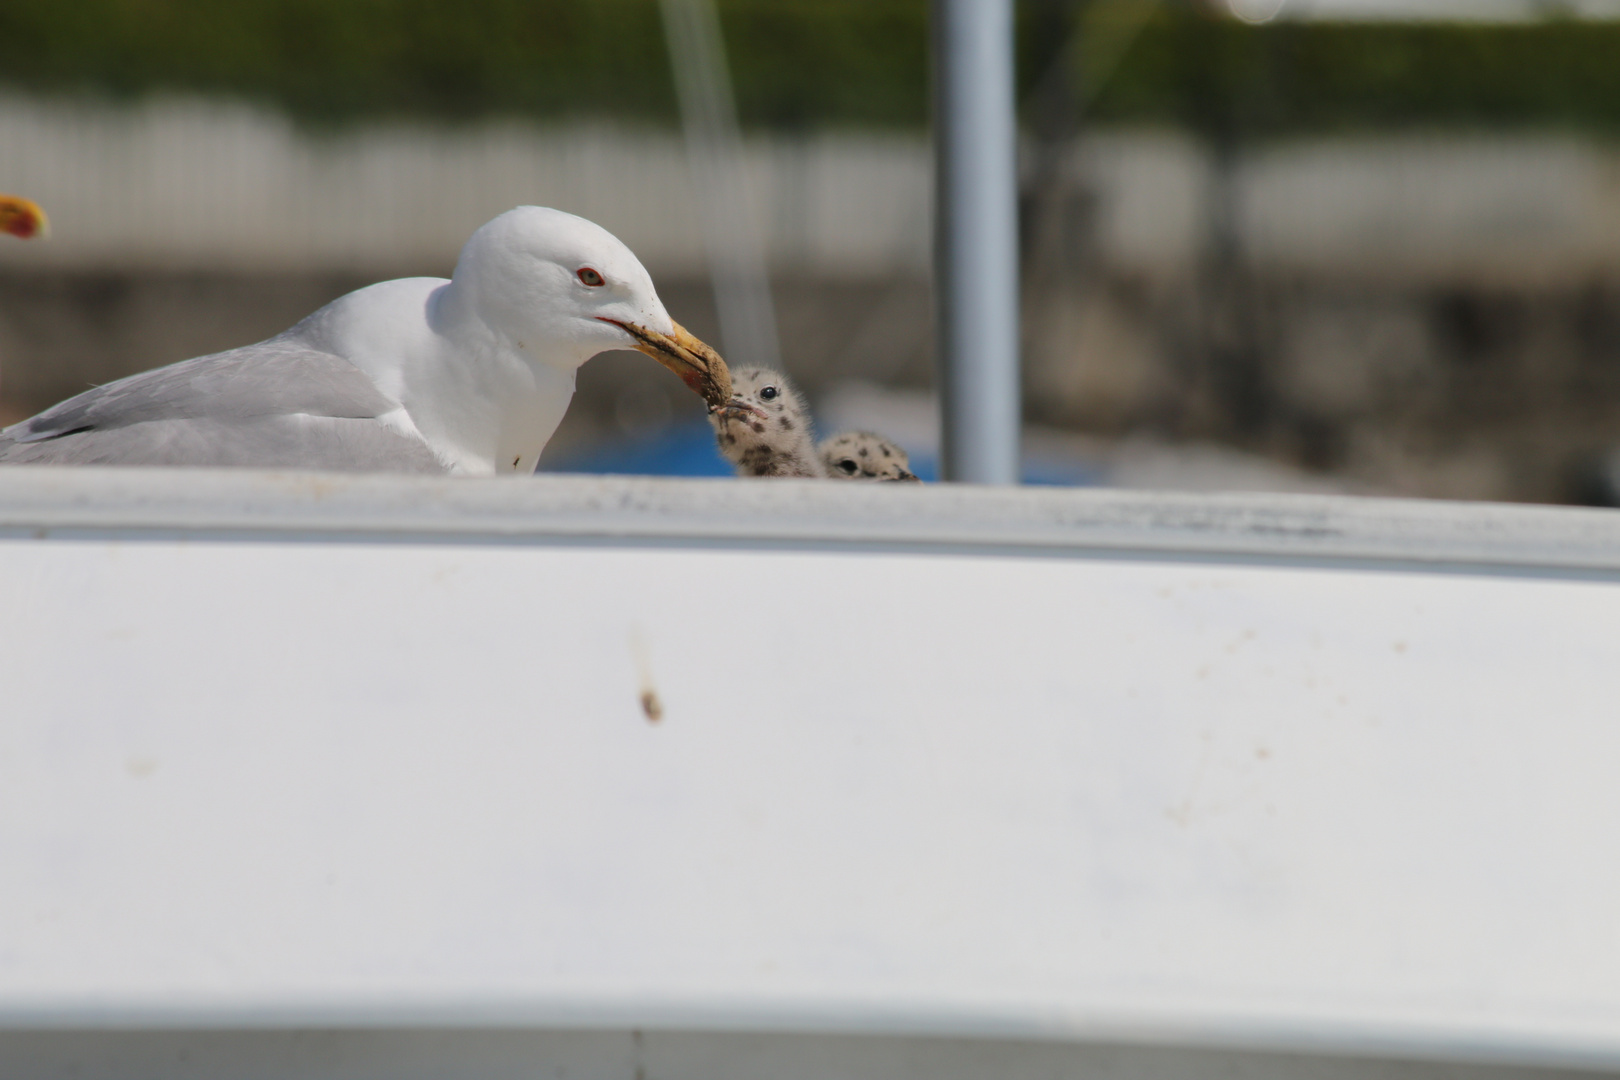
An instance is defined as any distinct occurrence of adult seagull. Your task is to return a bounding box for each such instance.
[0,206,730,474]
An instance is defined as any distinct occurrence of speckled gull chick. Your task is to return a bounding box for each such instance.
[0,206,730,474]
[710,366,825,478]
[819,430,919,482]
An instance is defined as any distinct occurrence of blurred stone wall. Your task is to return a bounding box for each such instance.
[1018,135,1620,501]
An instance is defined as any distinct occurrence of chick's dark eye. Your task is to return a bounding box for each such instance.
[577,268,605,287]
[760,386,779,401]
[839,459,859,474]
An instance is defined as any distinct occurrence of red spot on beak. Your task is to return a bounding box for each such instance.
[0,197,47,240]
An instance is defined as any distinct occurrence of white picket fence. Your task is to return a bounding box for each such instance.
[3,94,1620,284]
[0,95,931,276]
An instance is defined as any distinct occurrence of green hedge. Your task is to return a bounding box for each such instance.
[1089,18,1620,136]
[0,0,931,126]
[6,0,1620,135]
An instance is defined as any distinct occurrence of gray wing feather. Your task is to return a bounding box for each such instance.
[0,335,448,473]
[0,416,447,472]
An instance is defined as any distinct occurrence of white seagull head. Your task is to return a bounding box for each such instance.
[453,206,731,406]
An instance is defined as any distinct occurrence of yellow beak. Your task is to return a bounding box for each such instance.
[603,318,732,409]
[0,195,48,240]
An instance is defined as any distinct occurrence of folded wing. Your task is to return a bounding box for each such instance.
[0,335,448,473]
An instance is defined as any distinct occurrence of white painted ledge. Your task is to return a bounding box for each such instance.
[0,469,1617,1077]
[0,466,1616,573]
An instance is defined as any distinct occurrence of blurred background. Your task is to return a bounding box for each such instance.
[6,0,1620,499]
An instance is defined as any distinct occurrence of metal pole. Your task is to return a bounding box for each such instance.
[933,0,1021,485]
[660,0,782,372]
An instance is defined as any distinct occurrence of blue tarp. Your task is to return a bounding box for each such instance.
[542,421,1102,486]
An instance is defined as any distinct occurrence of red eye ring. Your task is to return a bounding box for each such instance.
[577,267,605,287]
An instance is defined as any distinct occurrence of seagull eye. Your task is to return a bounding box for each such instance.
[577,268,605,287]
[838,459,859,474]
[760,386,779,401]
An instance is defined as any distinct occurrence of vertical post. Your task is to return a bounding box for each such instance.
[933,0,1021,485]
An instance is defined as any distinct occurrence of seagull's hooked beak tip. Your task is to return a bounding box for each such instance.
[0,196,48,240]
[602,317,732,408]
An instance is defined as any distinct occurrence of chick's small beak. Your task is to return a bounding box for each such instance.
[0,195,48,240]
[713,400,767,421]
[602,318,732,408]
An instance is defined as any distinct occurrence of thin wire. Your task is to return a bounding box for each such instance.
[658,0,783,373]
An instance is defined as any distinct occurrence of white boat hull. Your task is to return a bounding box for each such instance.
[0,470,1614,1077]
